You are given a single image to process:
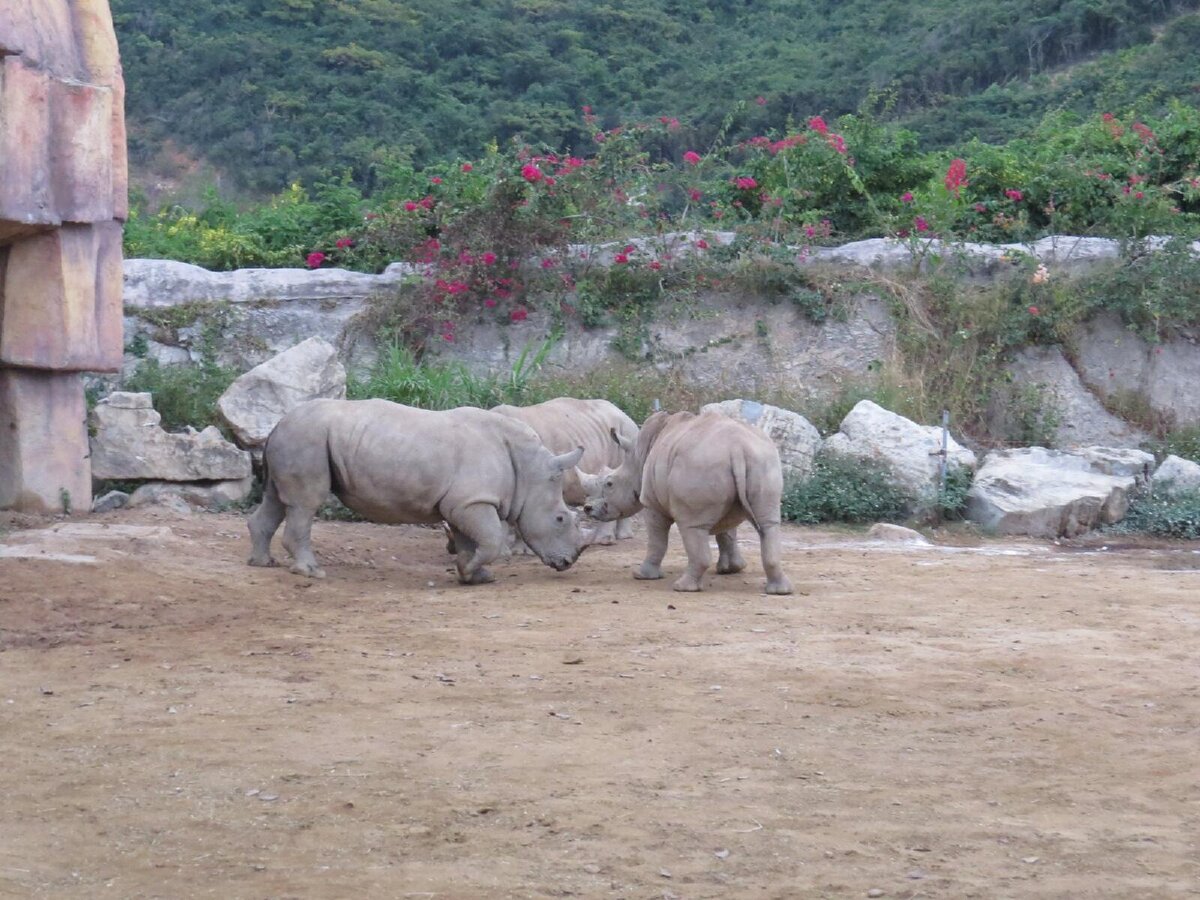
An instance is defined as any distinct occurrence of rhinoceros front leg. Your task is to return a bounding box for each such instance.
[590,519,619,546]
[282,505,325,578]
[634,508,670,581]
[715,528,747,574]
[759,523,793,595]
[615,514,636,541]
[673,524,712,592]
[447,503,507,585]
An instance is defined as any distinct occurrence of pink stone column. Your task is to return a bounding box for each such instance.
[0,0,126,514]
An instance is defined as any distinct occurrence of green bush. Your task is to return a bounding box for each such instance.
[348,344,506,410]
[123,358,239,433]
[781,451,913,525]
[1120,487,1200,539]
[1149,425,1200,463]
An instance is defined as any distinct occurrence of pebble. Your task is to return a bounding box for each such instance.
[867,890,885,898]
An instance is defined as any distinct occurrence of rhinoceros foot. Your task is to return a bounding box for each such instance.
[458,566,495,585]
[671,574,704,592]
[633,562,664,580]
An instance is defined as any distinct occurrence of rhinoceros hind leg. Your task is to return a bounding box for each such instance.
[634,508,670,580]
[247,478,286,567]
[672,524,711,592]
[715,528,747,574]
[759,524,792,595]
[281,506,325,578]
[449,504,506,585]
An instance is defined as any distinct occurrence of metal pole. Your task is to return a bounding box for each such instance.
[939,409,950,494]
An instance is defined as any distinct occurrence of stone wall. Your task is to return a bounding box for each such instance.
[113,236,1200,445]
[0,0,127,513]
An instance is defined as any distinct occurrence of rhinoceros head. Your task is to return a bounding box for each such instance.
[582,426,644,522]
[515,445,587,571]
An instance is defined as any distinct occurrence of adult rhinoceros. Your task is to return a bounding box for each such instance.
[583,410,793,595]
[247,399,585,584]
[491,397,639,545]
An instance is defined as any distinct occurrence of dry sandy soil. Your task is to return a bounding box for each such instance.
[1,508,1198,899]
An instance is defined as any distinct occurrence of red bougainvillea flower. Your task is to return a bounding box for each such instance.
[484,298,498,308]
[1135,191,1145,199]
[683,150,702,165]
[565,157,585,169]
[581,105,591,115]
[755,95,767,106]
[808,116,828,135]
[623,244,636,254]
[900,191,914,203]
[614,253,629,264]
[974,202,987,213]
[335,237,354,249]
[510,307,529,323]
[1005,189,1023,201]
[1028,305,1040,316]
[545,176,556,187]
[688,188,702,202]
[431,176,443,185]
[1101,112,1115,122]
[521,164,543,182]
[649,260,662,270]
[733,176,758,190]
[403,201,418,212]
[914,216,930,232]
[481,251,497,265]
[944,158,968,195]
[827,133,847,154]
[306,251,325,268]
[695,239,709,250]
[418,195,434,210]
[540,258,554,270]
[461,162,473,172]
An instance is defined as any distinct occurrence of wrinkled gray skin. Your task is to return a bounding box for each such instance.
[248,399,585,584]
[583,410,793,594]
[491,397,639,545]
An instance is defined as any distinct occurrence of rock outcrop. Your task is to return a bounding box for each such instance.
[216,337,347,449]
[700,399,822,481]
[90,392,251,482]
[823,400,977,501]
[1151,455,1200,493]
[966,447,1143,537]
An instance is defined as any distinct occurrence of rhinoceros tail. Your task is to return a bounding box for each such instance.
[732,450,763,536]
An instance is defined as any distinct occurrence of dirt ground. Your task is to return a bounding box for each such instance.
[1,509,1198,900]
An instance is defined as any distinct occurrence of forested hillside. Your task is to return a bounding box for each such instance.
[112,0,1200,193]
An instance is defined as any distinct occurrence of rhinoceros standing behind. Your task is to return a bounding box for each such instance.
[491,397,639,544]
[583,410,793,594]
[248,399,585,584]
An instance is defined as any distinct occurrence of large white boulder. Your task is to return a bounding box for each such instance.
[823,400,976,499]
[700,399,822,481]
[90,392,252,481]
[967,447,1139,537]
[216,337,346,449]
[1151,454,1200,493]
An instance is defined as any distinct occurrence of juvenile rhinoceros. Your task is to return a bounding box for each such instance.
[491,397,639,545]
[583,410,793,594]
[248,399,585,584]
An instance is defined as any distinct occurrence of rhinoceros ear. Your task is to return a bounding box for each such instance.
[551,445,585,471]
[610,427,635,453]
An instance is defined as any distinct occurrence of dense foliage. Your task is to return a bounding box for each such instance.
[781,451,913,524]
[111,0,1200,192]
[1120,487,1200,539]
